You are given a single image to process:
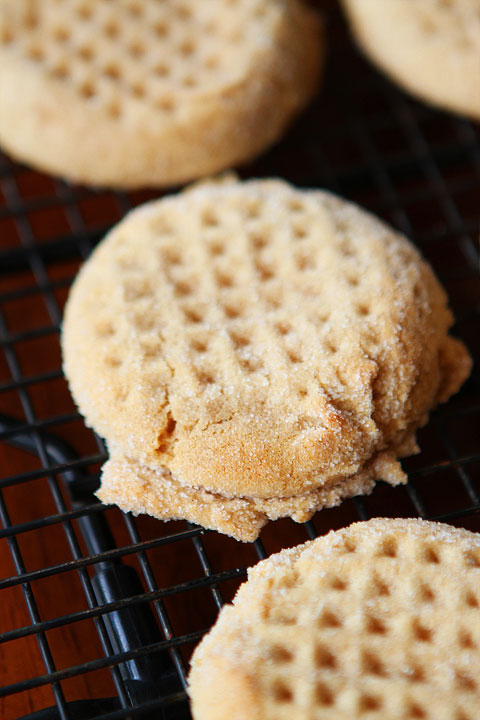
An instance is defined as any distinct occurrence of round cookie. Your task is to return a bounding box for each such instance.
[341,0,480,120]
[0,0,322,188]
[188,518,480,720]
[62,178,471,539]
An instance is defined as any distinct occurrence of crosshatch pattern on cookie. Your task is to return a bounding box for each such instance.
[0,0,322,186]
[188,519,480,720]
[76,182,438,411]
[0,0,279,118]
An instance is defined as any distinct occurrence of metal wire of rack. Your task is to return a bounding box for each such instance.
[0,5,479,720]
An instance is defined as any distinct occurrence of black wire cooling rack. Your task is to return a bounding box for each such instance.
[1,6,479,720]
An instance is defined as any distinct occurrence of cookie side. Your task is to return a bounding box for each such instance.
[97,448,408,542]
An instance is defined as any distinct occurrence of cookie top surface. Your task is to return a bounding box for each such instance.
[0,0,284,103]
[342,0,480,119]
[0,0,322,187]
[62,178,469,499]
[188,518,480,720]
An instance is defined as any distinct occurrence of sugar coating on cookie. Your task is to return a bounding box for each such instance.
[188,518,480,720]
[62,178,471,539]
[98,452,394,542]
[342,0,480,119]
[0,0,323,188]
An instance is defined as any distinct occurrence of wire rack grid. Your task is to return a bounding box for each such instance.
[0,5,479,720]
